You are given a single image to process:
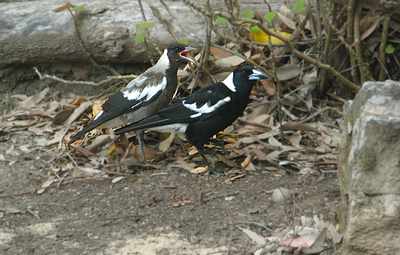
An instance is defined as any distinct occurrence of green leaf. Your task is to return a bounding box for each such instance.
[291,0,305,14]
[134,33,146,44]
[215,15,228,26]
[250,25,261,33]
[71,4,86,13]
[136,20,155,31]
[385,44,396,54]
[241,9,255,20]
[177,38,191,45]
[264,11,277,26]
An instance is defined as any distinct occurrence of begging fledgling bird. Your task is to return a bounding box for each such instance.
[114,63,269,170]
[69,44,194,160]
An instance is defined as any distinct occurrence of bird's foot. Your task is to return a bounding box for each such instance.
[206,158,224,176]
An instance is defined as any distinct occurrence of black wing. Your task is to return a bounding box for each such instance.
[69,71,166,142]
[114,83,232,134]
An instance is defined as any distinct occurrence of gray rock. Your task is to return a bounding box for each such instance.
[0,0,276,66]
[339,80,400,255]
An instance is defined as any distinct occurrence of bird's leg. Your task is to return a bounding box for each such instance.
[137,130,146,162]
[196,145,221,175]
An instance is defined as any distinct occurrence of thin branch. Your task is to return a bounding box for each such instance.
[191,0,214,89]
[354,2,372,83]
[240,19,360,92]
[379,14,391,80]
[66,7,119,76]
[138,0,158,64]
[319,1,336,95]
[34,67,136,87]
[346,0,359,84]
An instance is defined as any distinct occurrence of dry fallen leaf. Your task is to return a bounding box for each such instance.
[70,96,86,106]
[65,101,91,125]
[37,176,56,194]
[250,29,292,46]
[214,55,245,68]
[209,46,233,59]
[276,64,301,81]
[260,80,276,96]
[191,166,209,174]
[238,227,266,246]
[92,99,106,118]
[159,132,175,152]
[241,155,252,168]
[111,176,126,184]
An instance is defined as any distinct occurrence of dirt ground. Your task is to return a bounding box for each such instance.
[0,130,340,255]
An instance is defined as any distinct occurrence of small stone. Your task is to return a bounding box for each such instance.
[272,188,291,203]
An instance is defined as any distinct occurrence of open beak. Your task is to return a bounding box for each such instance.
[249,69,269,80]
[178,46,196,64]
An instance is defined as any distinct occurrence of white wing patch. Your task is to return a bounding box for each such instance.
[122,77,167,103]
[126,75,147,89]
[149,123,188,133]
[183,96,231,118]
[222,72,236,92]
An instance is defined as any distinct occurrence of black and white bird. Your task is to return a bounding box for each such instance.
[114,63,269,169]
[69,44,194,160]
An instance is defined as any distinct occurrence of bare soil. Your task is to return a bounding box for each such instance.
[0,130,339,255]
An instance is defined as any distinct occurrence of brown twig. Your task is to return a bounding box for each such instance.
[138,0,158,64]
[66,7,119,76]
[379,14,391,80]
[346,0,359,84]
[240,19,360,92]
[33,67,136,87]
[190,0,214,89]
[319,1,336,95]
[354,2,372,83]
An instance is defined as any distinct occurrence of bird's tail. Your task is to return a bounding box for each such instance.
[69,110,118,143]
[114,114,172,135]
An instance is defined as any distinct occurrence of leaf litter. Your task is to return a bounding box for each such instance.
[1,1,340,198]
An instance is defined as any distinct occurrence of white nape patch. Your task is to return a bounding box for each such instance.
[154,49,170,70]
[183,96,231,118]
[94,110,104,121]
[149,123,188,133]
[123,77,167,102]
[222,73,236,92]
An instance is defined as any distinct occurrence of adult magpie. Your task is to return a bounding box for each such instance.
[69,44,194,160]
[114,63,269,169]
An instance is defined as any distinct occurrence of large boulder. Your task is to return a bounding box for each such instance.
[0,0,275,66]
[339,80,400,255]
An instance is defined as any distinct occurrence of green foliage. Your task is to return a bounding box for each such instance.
[215,15,229,26]
[241,9,255,20]
[250,25,261,33]
[385,44,396,54]
[177,38,192,45]
[71,4,86,13]
[134,21,155,44]
[264,11,277,26]
[291,0,305,14]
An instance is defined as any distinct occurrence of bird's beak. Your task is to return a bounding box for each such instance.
[249,69,269,80]
[178,46,196,64]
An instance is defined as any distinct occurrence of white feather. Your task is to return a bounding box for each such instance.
[122,76,167,102]
[149,123,188,133]
[222,72,236,92]
[252,69,264,75]
[183,96,231,118]
[94,110,104,120]
[153,49,170,71]
[126,76,147,89]
[126,49,169,89]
